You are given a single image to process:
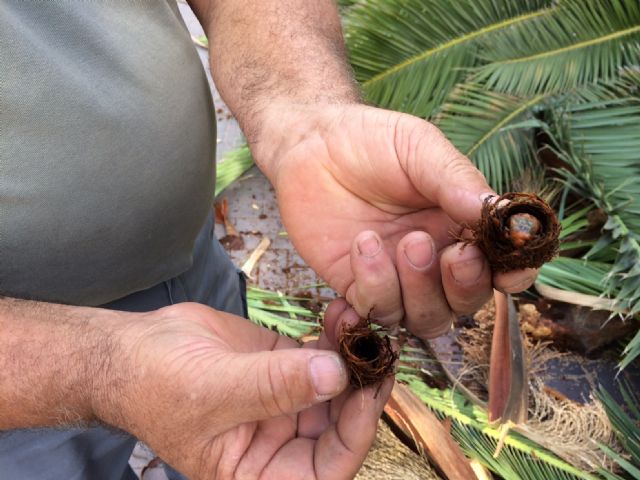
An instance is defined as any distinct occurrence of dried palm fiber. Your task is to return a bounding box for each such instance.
[356,421,441,480]
[523,378,615,472]
[470,192,560,272]
[457,300,564,389]
[455,300,616,471]
[338,318,397,389]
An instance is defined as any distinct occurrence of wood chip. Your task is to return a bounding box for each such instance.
[384,381,477,480]
[242,237,271,278]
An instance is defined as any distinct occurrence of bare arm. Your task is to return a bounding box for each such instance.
[0,292,379,478]
[188,0,360,156]
[0,297,128,429]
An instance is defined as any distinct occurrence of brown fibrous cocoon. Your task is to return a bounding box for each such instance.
[470,192,561,272]
[338,318,397,389]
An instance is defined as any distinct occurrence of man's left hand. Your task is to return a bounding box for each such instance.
[254,104,538,339]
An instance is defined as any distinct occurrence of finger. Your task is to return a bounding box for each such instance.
[234,416,297,479]
[319,299,362,351]
[299,302,361,438]
[394,114,494,224]
[441,243,493,315]
[216,348,348,428]
[318,298,349,350]
[315,377,394,480]
[494,267,539,294]
[396,231,456,339]
[346,230,403,326]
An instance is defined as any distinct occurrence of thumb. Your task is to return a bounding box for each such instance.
[396,114,495,225]
[220,349,347,423]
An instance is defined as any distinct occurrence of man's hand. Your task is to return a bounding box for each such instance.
[191,0,536,338]
[100,299,391,479]
[253,104,538,339]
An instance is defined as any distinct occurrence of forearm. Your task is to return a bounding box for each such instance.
[0,297,129,429]
[195,0,360,147]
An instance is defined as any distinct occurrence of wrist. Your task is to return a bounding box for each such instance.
[249,100,360,183]
[0,298,139,429]
[86,309,142,429]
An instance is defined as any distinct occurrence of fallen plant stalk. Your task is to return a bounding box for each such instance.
[385,382,479,480]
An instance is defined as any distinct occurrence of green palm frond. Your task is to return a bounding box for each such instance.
[542,81,640,366]
[621,329,640,371]
[337,0,358,8]
[399,373,598,480]
[561,91,640,234]
[596,383,640,479]
[556,205,596,252]
[542,189,640,369]
[246,287,321,339]
[538,257,615,298]
[215,145,255,197]
[475,0,640,96]
[435,83,548,190]
[344,0,553,117]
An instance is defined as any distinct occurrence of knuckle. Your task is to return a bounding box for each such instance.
[197,441,225,480]
[370,306,404,326]
[258,357,296,417]
[392,114,439,165]
[441,152,477,177]
[453,292,490,315]
[410,313,453,339]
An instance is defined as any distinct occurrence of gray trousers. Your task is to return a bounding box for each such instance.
[0,215,248,479]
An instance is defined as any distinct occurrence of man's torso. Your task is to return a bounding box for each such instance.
[1,0,216,305]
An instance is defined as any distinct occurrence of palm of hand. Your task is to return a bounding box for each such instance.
[275,109,442,277]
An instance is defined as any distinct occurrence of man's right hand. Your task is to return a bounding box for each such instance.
[97,299,391,479]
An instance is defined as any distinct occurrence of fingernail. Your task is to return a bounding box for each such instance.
[310,354,345,397]
[504,274,537,293]
[480,192,497,204]
[404,235,434,270]
[357,233,381,257]
[451,257,485,285]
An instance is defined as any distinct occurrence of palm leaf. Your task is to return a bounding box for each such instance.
[621,329,640,370]
[398,373,598,480]
[474,0,640,96]
[344,0,554,117]
[538,257,618,298]
[545,77,640,365]
[596,383,640,479]
[246,287,321,339]
[215,144,255,197]
[337,0,358,8]
[561,92,640,234]
[435,83,548,190]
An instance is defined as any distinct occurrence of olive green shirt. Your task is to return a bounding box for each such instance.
[1,0,216,305]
